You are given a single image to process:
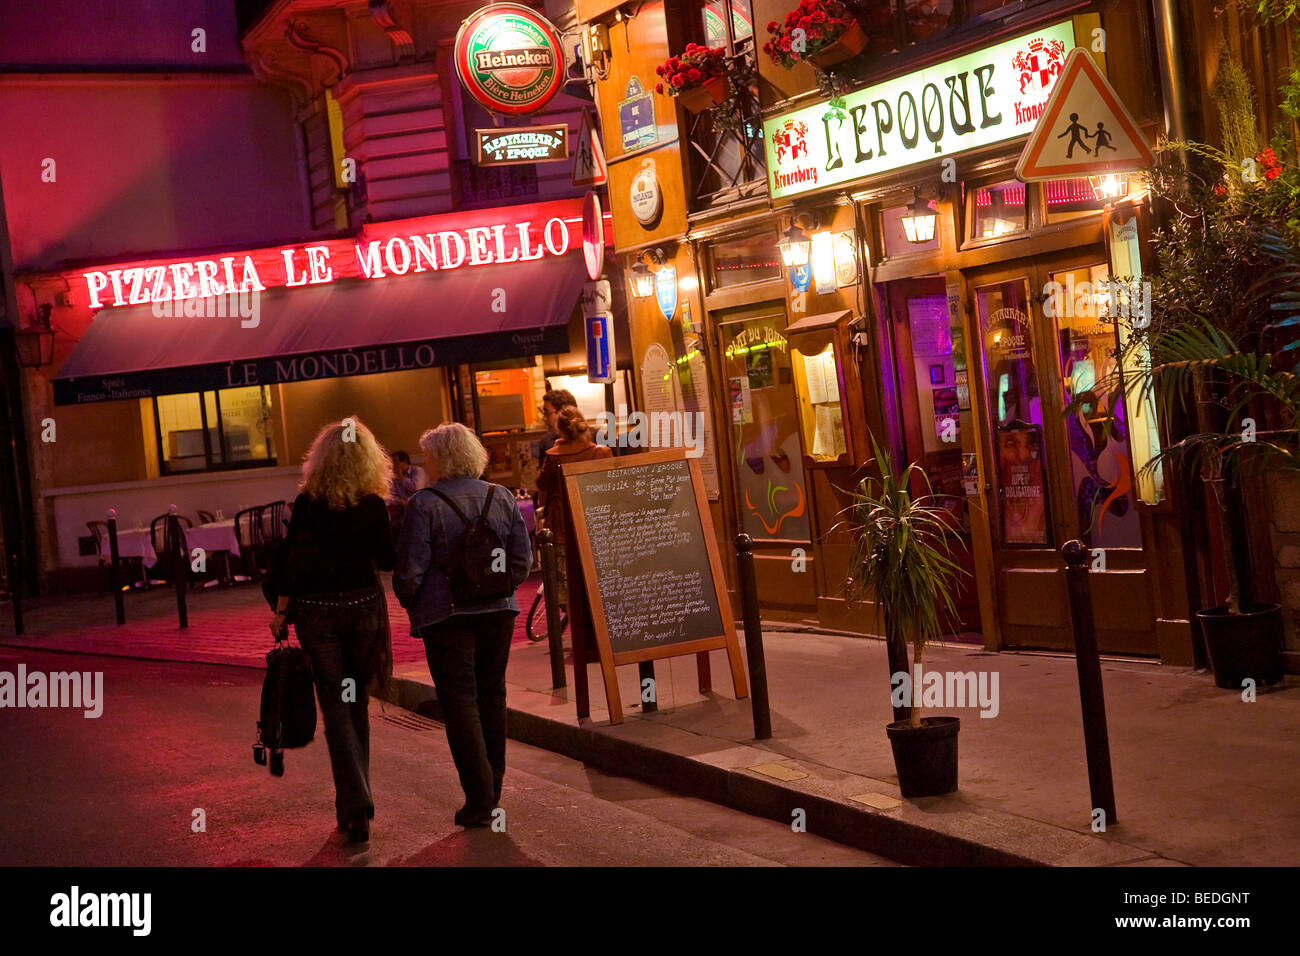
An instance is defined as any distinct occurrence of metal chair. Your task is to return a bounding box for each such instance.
[196,509,217,524]
[234,506,265,579]
[260,500,288,547]
[148,512,193,588]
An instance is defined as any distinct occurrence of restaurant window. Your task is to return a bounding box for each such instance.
[473,362,546,433]
[903,0,956,40]
[710,232,783,290]
[153,386,276,474]
[881,200,940,258]
[1049,263,1142,549]
[701,0,753,45]
[969,180,1028,240]
[721,315,812,541]
[1044,178,1107,224]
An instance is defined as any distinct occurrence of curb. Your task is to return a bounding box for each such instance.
[380,674,1050,867]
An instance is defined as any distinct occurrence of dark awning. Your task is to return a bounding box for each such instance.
[52,253,587,405]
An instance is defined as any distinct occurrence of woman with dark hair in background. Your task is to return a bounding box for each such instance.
[269,417,395,845]
[534,405,613,604]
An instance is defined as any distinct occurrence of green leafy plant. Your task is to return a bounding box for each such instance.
[838,435,968,727]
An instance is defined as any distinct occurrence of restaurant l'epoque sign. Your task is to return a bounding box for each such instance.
[78,202,587,310]
[474,124,568,165]
[763,20,1077,199]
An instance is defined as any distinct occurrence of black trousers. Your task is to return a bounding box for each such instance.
[293,587,385,825]
[419,611,516,812]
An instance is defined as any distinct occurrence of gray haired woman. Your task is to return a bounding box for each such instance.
[393,423,532,827]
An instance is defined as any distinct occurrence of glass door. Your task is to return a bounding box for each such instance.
[886,276,981,634]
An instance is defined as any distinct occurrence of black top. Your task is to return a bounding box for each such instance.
[274,492,395,598]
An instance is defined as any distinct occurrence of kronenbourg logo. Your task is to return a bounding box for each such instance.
[1010,36,1067,125]
[771,118,817,192]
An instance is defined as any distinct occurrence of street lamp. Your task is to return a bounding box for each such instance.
[1089,173,1130,203]
[629,262,654,298]
[900,187,938,244]
[776,221,811,267]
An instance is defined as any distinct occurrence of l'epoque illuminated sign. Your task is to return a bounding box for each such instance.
[763,21,1076,199]
[454,3,565,116]
[80,205,581,310]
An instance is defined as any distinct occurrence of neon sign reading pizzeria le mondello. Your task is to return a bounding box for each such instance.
[79,203,582,309]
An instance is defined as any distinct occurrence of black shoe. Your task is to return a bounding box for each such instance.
[345,813,370,844]
[454,804,495,828]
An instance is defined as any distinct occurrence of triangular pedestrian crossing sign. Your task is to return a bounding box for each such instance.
[572,110,607,188]
[1016,47,1154,182]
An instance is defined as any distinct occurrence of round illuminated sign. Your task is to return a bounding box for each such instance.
[454,3,565,116]
[629,159,663,227]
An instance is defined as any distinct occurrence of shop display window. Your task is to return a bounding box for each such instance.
[790,337,848,462]
[969,180,1028,240]
[974,278,1051,547]
[710,233,783,290]
[721,317,812,541]
[880,201,940,257]
[1044,178,1107,224]
[1050,263,1143,549]
[474,363,544,433]
[153,386,276,474]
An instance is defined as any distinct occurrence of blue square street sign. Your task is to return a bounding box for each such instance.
[586,311,616,384]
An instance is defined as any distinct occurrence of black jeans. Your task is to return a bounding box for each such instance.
[292,586,386,825]
[419,611,515,812]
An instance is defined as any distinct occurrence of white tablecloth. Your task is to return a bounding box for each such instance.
[100,521,241,568]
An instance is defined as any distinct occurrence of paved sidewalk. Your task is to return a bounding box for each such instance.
[4,580,1297,866]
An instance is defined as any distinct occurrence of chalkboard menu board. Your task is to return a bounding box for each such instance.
[571,457,724,653]
[563,449,748,724]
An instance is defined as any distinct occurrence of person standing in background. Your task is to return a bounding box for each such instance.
[534,406,613,605]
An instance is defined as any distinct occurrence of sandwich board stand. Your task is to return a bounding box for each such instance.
[562,448,748,724]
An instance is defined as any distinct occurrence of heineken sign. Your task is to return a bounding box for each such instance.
[763,20,1076,199]
[474,125,568,165]
[455,3,565,116]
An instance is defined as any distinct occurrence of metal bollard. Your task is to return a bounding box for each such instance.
[537,529,566,689]
[734,533,772,739]
[7,550,22,636]
[169,513,188,629]
[1062,539,1117,826]
[107,510,125,626]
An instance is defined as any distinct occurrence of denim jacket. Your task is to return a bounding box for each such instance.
[393,476,532,632]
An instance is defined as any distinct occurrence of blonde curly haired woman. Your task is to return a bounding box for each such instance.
[269,417,396,844]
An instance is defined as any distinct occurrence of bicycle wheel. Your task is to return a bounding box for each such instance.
[526,585,569,641]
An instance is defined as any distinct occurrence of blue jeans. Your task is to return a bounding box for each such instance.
[419,611,515,812]
[293,586,386,824]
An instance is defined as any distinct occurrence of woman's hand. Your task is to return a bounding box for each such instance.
[269,612,288,640]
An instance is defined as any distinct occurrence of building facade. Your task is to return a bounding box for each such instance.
[0,0,628,588]
[580,0,1298,666]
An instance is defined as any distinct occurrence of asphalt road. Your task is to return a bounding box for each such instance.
[0,649,898,867]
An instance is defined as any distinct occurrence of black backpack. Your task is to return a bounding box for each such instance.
[428,484,515,606]
[253,634,317,776]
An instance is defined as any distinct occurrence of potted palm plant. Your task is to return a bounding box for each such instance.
[841,436,969,797]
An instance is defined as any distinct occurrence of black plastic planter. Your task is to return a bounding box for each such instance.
[885,716,960,798]
[1197,603,1285,690]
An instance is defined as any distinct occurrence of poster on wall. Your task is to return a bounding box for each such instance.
[729,376,753,424]
[996,423,1049,546]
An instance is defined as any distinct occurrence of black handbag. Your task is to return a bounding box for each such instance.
[252,630,317,776]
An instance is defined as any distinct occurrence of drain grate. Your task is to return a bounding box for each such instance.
[379,711,440,733]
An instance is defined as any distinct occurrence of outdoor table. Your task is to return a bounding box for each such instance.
[187,520,241,587]
[100,527,157,567]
